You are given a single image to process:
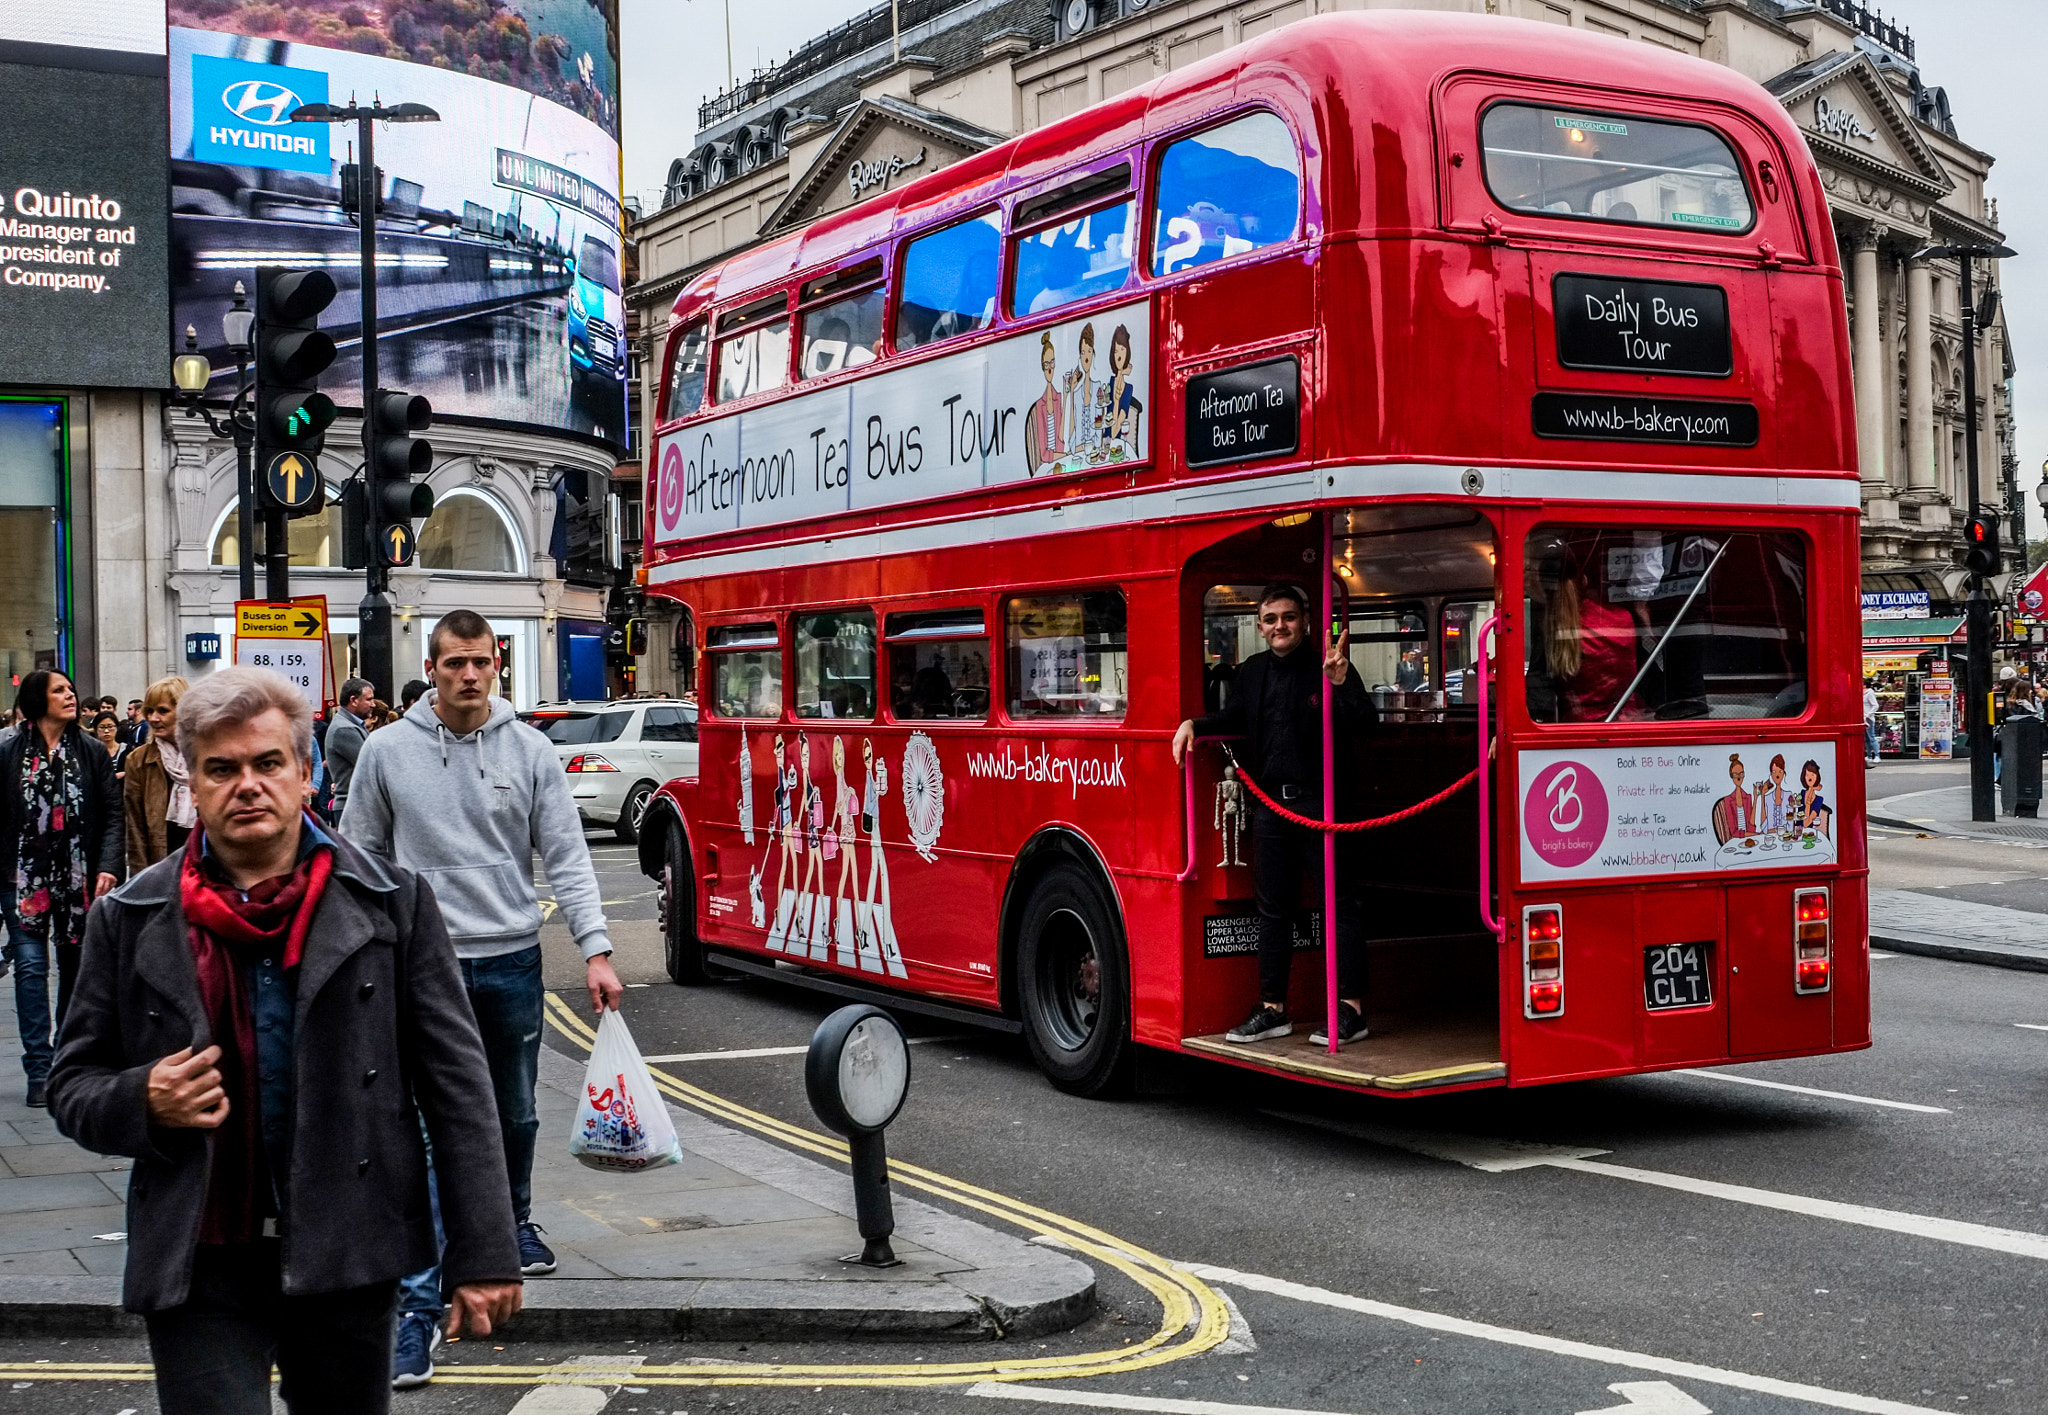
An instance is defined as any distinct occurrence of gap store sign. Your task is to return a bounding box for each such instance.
[189,55,329,174]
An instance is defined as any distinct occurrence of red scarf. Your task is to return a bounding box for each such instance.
[178,826,333,1244]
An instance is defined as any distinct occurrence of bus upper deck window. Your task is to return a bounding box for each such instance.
[799,262,886,380]
[715,296,790,403]
[1524,528,1806,724]
[663,321,709,421]
[1480,104,1755,234]
[896,213,1000,352]
[795,610,877,720]
[1152,112,1300,277]
[708,622,782,718]
[1006,590,1127,719]
[1012,192,1135,316]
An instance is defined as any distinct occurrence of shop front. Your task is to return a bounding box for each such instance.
[1863,617,1967,759]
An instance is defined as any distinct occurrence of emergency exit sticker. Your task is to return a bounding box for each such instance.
[1517,742,1841,883]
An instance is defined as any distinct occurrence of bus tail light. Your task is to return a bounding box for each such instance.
[1793,887,1831,993]
[565,754,619,773]
[1523,904,1564,1018]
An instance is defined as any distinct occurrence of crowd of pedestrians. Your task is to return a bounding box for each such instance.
[9,612,615,1412]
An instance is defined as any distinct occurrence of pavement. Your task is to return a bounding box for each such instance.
[1868,765,2048,970]
[0,971,1095,1343]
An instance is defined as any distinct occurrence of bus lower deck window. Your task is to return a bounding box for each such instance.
[795,610,877,720]
[1524,528,1806,723]
[1007,591,1128,718]
[893,639,990,720]
[709,622,781,718]
[1480,104,1754,234]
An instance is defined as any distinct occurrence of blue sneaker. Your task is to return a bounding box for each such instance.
[391,1309,440,1389]
[518,1220,557,1276]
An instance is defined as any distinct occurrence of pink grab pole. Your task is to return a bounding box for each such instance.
[1476,615,1503,940]
[1323,515,1340,1053]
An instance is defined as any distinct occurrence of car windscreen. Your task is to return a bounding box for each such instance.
[579,236,622,293]
[529,711,629,744]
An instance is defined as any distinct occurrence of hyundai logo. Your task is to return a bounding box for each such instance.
[222,79,302,126]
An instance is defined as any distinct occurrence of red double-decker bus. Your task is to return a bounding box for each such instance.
[635,11,1868,1098]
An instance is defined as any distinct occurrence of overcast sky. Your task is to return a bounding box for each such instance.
[618,0,2045,530]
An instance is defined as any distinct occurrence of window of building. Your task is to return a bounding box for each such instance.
[1524,527,1806,723]
[886,608,989,720]
[800,283,886,379]
[708,622,781,718]
[1012,200,1135,316]
[419,488,521,574]
[1006,590,1127,718]
[794,609,876,719]
[715,296,790,402]
[0,400,68,682]
[1481,104,1754,233]
[1152,112,1301,276]
[895,212,1001,351]
[663,321,709,421]
[212,487,344,567]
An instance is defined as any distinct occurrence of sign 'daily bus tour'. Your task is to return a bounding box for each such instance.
[634,11,1866,1098]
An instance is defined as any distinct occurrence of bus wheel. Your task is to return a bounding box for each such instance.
[661,824,711,985]
[1017,862,1131,1097]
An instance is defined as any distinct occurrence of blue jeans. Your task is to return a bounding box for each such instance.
[5,892,75,1087]
[397,945,543,1317]
[1865,720,1880,759]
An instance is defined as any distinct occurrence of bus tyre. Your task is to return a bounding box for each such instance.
[1016,861,1132,1097]
[661,823,711,985]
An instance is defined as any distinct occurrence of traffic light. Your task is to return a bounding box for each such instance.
[254,267,338,516]
[339,480,368,570]
[1965,516,2000,576]
[369,389,435,566]
[625,618,649,657]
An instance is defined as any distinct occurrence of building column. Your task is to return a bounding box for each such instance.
[1905,258,1936,495]
[1851,226,1887,490]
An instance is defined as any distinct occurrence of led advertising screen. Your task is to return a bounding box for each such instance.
[0,20,172,390]
[168,2,627,447]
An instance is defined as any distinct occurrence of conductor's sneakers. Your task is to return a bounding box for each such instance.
[1226,1005,1293,1043]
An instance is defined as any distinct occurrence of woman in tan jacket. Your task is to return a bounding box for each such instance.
[121,676,193,875]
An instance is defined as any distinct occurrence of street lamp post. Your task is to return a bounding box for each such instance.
[289,97,439,699]
[1914,240,2016,822]
[169,282,258,602]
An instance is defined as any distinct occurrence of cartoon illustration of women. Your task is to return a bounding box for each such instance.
[766,733,799,947]
[1105,324,1140,454]
[1756,753,1793,833]
[1796,759,1832,839]
[1063,321,1099,454]
[794,731,828,957]
[1711,753,1760,845]
[859,737,906,978]
[1025,330,1064,476]
[828,737,859,967]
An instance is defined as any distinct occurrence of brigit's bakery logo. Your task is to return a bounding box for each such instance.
[1524,760,1608,867]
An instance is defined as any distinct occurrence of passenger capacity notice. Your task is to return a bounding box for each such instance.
[1517,742,1842,883]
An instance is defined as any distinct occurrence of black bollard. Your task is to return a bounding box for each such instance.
[805,1004,910,1269]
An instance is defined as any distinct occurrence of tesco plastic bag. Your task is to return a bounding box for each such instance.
[570,1008,681,1172]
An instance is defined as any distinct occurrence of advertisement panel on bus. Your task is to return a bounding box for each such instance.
[167,1,627,446]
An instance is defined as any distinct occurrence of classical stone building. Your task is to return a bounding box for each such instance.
[625,0,2017,685]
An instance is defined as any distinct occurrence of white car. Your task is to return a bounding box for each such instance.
[524,698,698,842]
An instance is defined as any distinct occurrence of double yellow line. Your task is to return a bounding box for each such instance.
[0,998,1228,1391]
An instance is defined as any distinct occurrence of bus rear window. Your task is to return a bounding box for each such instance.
[1524,527,1806,724]
[1006,590,1127,719]
[1481,104,1754,234]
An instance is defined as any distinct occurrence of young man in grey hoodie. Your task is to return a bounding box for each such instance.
[341,609,623,1387]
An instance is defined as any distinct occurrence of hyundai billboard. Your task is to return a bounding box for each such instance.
[0,14,171,389]
[168,1,627,447]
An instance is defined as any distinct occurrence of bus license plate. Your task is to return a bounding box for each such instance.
[1644,943,1713,1011]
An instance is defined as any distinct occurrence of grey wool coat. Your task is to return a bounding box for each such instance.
[47,832,522,1312]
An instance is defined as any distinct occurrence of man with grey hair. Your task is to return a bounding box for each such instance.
[49,667,521,1414]
[323,676,374,818]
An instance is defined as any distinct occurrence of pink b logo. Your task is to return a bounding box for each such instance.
[657,441,685,533]
[1524,760,1608,867]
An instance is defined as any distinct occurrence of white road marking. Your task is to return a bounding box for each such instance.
[1275,1112,2046,1261]
[2014,1023,2048,1032]
[641,1035,968,1064]
[1179,1264,1954,1415]
[1665,1068,1950,1113]
[1868,950,1898,959]
[1213,1288,1258,1356]
[1578,1382,1711,1415]
[967,1383,1347,1415]
[506,1389,609,1415]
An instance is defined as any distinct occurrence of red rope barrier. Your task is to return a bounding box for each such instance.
[1225,748,1479,833]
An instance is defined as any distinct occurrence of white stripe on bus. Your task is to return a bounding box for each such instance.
[645,462,1859,583]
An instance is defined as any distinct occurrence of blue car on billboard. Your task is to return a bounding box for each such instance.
[568,233,626,388]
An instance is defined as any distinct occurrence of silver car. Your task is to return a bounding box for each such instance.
[525,698,698,842]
